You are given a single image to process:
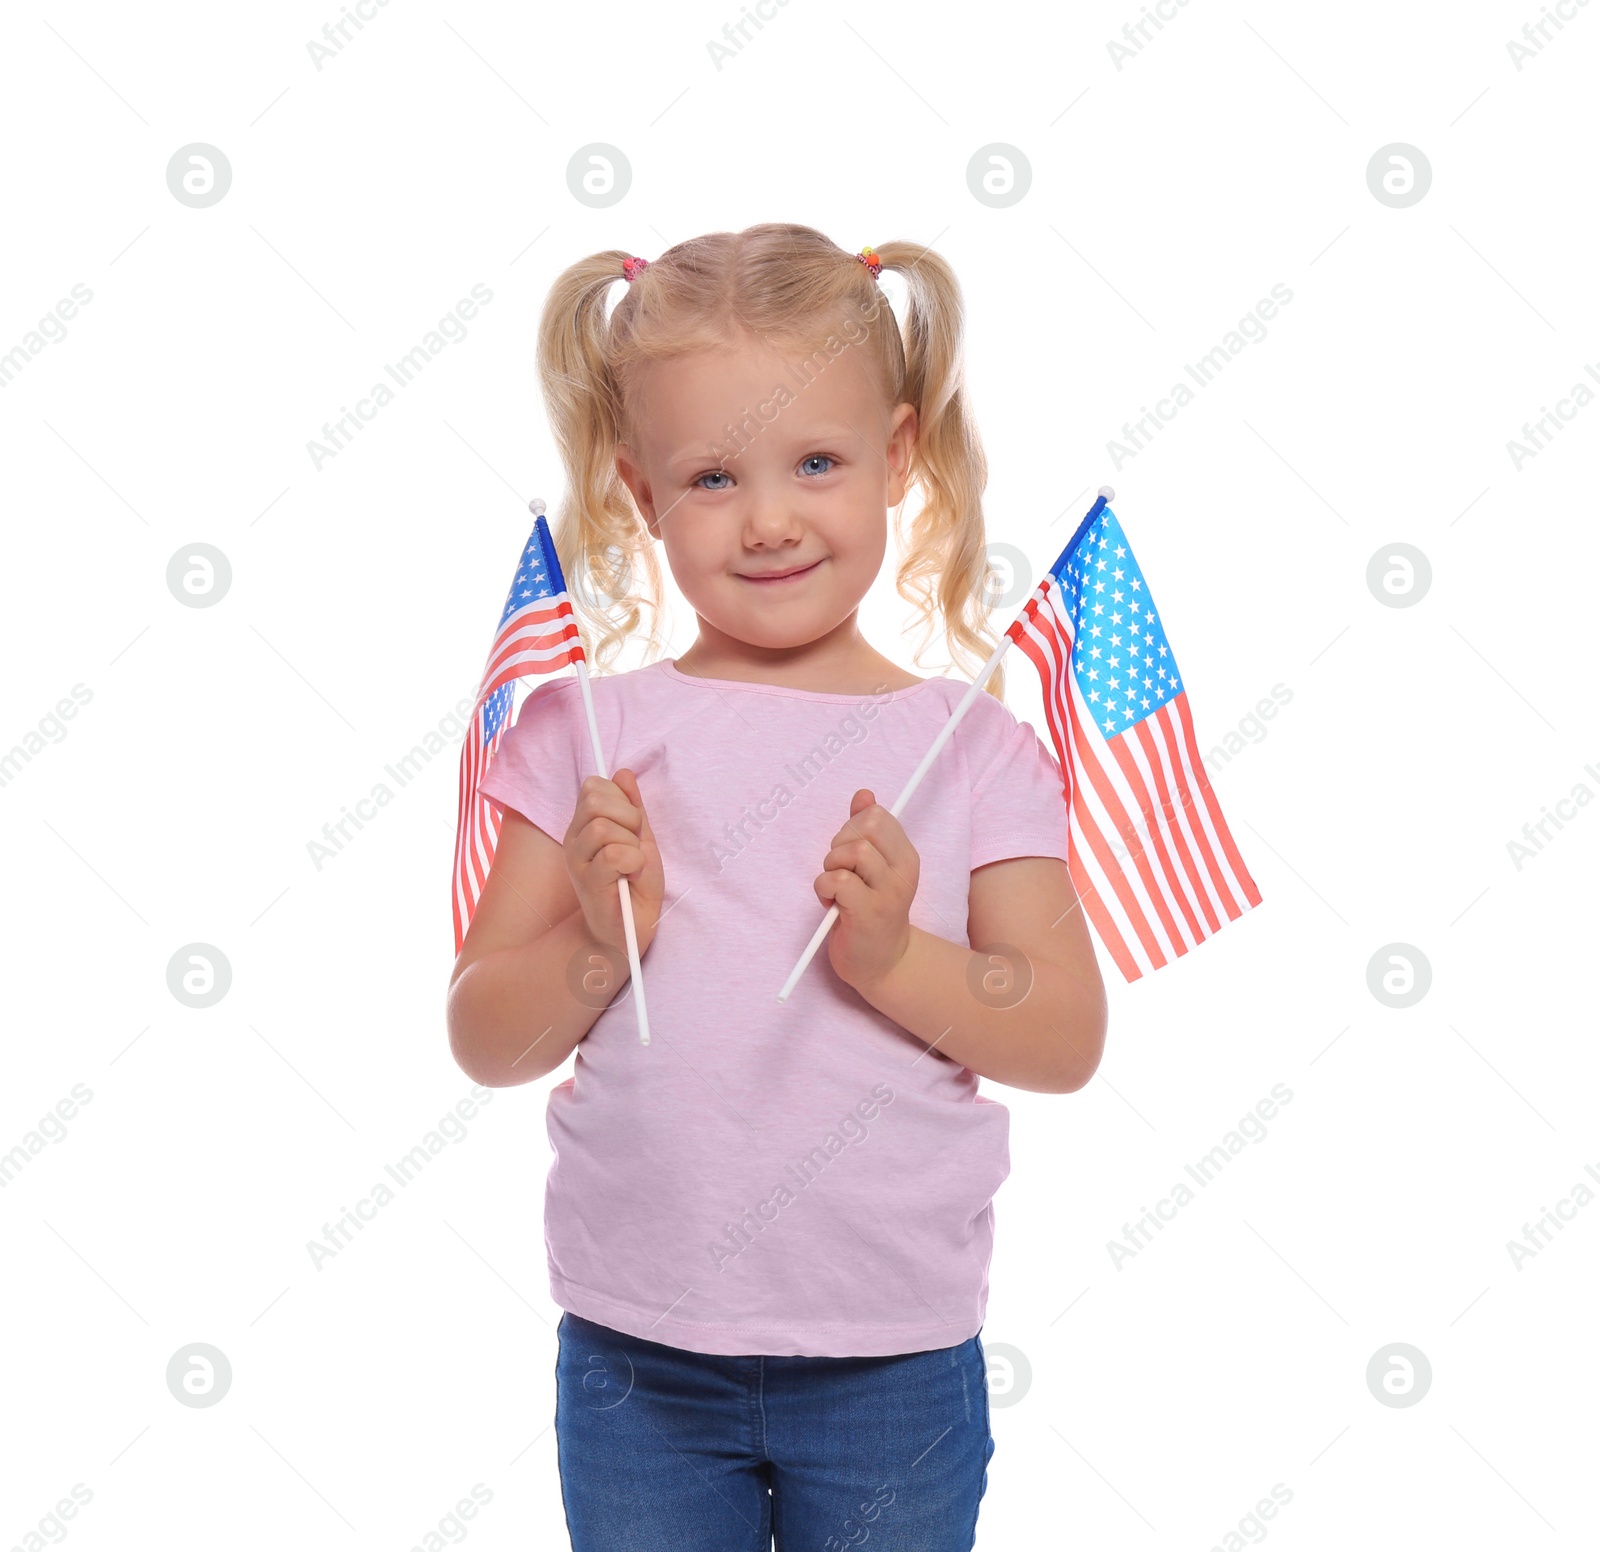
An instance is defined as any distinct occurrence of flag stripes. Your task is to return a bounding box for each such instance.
[452,516,585,954]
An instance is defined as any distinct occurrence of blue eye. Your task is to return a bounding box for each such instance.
[799,454,835,476]
[695,469,732,491]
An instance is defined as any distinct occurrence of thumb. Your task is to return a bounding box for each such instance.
[850,787,876,817]
[613,768,654,840]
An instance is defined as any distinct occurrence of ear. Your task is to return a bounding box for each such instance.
[615,443,661,539]
[885,402,917,509]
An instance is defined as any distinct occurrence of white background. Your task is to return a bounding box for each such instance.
[2,1,1596,1547]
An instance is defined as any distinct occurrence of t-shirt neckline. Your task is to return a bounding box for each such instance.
[657,656,945,705]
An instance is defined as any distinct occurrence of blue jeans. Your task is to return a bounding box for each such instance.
[554,1311,995,1551]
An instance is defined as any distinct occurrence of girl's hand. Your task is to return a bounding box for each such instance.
[563,768,664,956]
[814,788,919,994]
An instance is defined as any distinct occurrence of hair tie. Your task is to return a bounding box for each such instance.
[621,255,650,284]
[855,245,882,280]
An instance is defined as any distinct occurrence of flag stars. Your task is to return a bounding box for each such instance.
[1048,507,1184,734]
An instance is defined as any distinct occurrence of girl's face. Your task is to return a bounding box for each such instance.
[614,329,916,656]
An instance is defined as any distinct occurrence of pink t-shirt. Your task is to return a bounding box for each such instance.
[477,656,1071,1358]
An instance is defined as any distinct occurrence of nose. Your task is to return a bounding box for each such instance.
[741,489,803,549]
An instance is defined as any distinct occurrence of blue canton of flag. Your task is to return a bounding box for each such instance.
[499,525,568,623]
[1053,503,1182,738]
[479,681,514,745]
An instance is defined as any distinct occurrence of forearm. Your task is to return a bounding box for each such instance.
[853,925,1106,1093]
[447,908,642,1087]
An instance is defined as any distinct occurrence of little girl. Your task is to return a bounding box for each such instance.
[447,223,1108,1552]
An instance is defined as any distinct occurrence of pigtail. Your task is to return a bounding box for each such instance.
[869,242,1006,703]
[535,250,667,672]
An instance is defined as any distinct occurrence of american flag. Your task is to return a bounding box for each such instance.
[1005,493,1261,981]
[452,511,584,953]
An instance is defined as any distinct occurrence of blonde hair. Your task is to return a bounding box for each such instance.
[535,222,1006,699]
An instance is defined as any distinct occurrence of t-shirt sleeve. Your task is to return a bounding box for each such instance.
[475,677,586,845]
[965,694,1072,873]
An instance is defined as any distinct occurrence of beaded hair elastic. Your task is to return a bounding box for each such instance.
[620,247,882,283]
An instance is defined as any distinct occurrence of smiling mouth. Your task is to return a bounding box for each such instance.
[738,558,823,584]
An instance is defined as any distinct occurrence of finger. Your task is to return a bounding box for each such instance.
[870,815,917,875]
[840,801,916,874]
[830,789,878,849]
[593,840,646,880]
[822,838,891,891]
[815,868,871,913]
[831,814,916,892]
[575,774,643,836]
[578,816,642,866]
[611,768,655,842]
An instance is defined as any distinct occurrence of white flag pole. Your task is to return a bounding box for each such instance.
[774,486,1114,1005]
[528,497,650,1047]
[571,659,650,1045]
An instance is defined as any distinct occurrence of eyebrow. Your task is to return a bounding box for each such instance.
[665,425,865,468]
